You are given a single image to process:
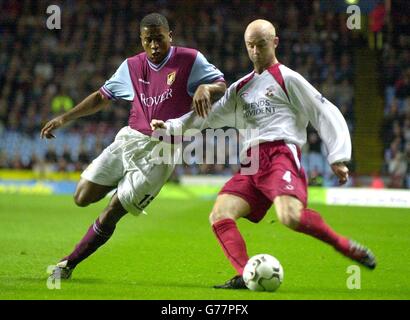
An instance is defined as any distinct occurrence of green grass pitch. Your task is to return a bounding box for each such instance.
[0,191,409,300]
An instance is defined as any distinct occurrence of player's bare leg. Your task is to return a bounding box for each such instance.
[50,193,127,279]
[210,194,251,289]
[73,178,115,207]
[273,195,303,229]
[274,195,376,269]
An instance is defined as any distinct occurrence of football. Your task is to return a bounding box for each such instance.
[242,254,284,292]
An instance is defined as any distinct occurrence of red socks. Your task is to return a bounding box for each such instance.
[296,209,350,254]
[212,219,249,275]
[211,210,350,275]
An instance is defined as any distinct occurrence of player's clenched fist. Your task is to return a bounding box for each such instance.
[150,119,167,131]
[40,115,66,139]
[331,162,349,185]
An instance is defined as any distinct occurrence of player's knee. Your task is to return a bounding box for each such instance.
[209,195,250,225]
[276,203,301,229]
[73,191,91,207]
[274,196,303,229]
[209,207,231,225]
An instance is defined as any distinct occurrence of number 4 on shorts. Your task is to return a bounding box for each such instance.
[282,171,292,183]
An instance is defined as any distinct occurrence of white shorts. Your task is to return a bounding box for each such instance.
[81,126,177,215]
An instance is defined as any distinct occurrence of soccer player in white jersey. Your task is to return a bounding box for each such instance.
[40,13,226,280]
[151,19,376,289]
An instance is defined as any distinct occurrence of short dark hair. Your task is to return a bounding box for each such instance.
[140,13,169,31]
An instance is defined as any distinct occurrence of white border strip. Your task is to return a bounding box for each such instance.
[326,188,410,208]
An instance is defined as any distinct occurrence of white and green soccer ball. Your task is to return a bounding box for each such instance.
[243,254,284,292]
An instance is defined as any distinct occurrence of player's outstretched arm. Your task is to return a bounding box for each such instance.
[193,82,226,118]
[40,91,109,139]
[150,111,203,136]
[151,82,236,135]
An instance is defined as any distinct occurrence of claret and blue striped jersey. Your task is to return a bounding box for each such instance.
[99,46,224,135]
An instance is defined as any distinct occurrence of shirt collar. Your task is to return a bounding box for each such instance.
[146,46,174,71]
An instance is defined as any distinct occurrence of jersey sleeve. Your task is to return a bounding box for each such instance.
[187,52,225,97]
[99,60,134,101]
[206,84,237,128]
[287,73,352,164]
[165,84,237,134]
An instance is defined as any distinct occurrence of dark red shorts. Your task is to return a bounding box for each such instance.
[219,141,308,223]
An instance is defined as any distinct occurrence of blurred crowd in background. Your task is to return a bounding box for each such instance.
[381,0,410,188]
[0,0,407,188]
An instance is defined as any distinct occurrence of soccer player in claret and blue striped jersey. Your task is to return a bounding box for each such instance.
[40,13,226,279]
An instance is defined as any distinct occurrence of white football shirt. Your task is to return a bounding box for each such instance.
[165,63,351,165]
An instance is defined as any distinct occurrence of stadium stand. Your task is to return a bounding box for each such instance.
[0,0,356,186]
[380,0,410,188]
